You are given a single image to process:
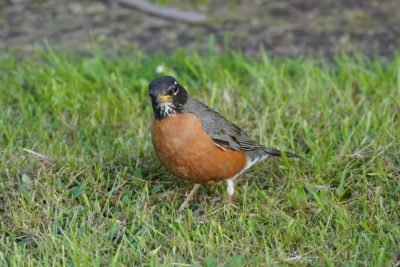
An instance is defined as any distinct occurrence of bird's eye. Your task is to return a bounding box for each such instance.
[170,86,178,95]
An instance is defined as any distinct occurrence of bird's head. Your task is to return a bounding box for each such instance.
[148,76,188,119]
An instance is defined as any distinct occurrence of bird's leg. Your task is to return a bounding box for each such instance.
[178,184,201,212]
[226,178,234,206]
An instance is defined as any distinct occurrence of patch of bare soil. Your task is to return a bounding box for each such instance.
[1,0,399,57]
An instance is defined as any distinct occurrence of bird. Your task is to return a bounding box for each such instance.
[148,76,299,211]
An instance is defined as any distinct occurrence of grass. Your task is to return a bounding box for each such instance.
[0,48,399,266]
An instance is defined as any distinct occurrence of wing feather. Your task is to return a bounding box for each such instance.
[183,98,262,151]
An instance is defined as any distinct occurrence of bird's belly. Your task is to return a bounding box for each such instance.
[151,114,246,184]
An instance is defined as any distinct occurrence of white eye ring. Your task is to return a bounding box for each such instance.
[170,86,179,95]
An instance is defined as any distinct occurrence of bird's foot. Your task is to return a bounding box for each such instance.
[226,194,233,207]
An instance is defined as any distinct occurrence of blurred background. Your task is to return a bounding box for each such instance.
[1,0,399,57]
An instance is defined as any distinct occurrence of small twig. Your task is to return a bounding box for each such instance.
[284,255,315,262]
[23,148,84,163]
[23,148,53,161]
[118,0,208,24]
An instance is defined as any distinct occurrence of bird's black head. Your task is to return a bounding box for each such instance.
[148,76,188,119]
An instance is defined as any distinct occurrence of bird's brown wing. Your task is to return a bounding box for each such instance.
[183,97,300,159]
[183,98,262,152]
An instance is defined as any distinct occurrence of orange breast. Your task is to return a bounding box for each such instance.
[151,113,246,184]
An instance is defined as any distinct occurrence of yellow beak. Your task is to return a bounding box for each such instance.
[156,95,172,103]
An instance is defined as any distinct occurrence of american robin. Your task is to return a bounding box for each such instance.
[148,76,299,210]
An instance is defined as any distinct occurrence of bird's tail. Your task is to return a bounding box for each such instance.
[244,147,300,171]
[262,148,300,158]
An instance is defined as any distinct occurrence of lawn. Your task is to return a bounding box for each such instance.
[0,48,399,266]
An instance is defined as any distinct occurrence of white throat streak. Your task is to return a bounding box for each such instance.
[158,102,176,117]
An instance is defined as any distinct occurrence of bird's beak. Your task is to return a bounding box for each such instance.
[156,95,172,103]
